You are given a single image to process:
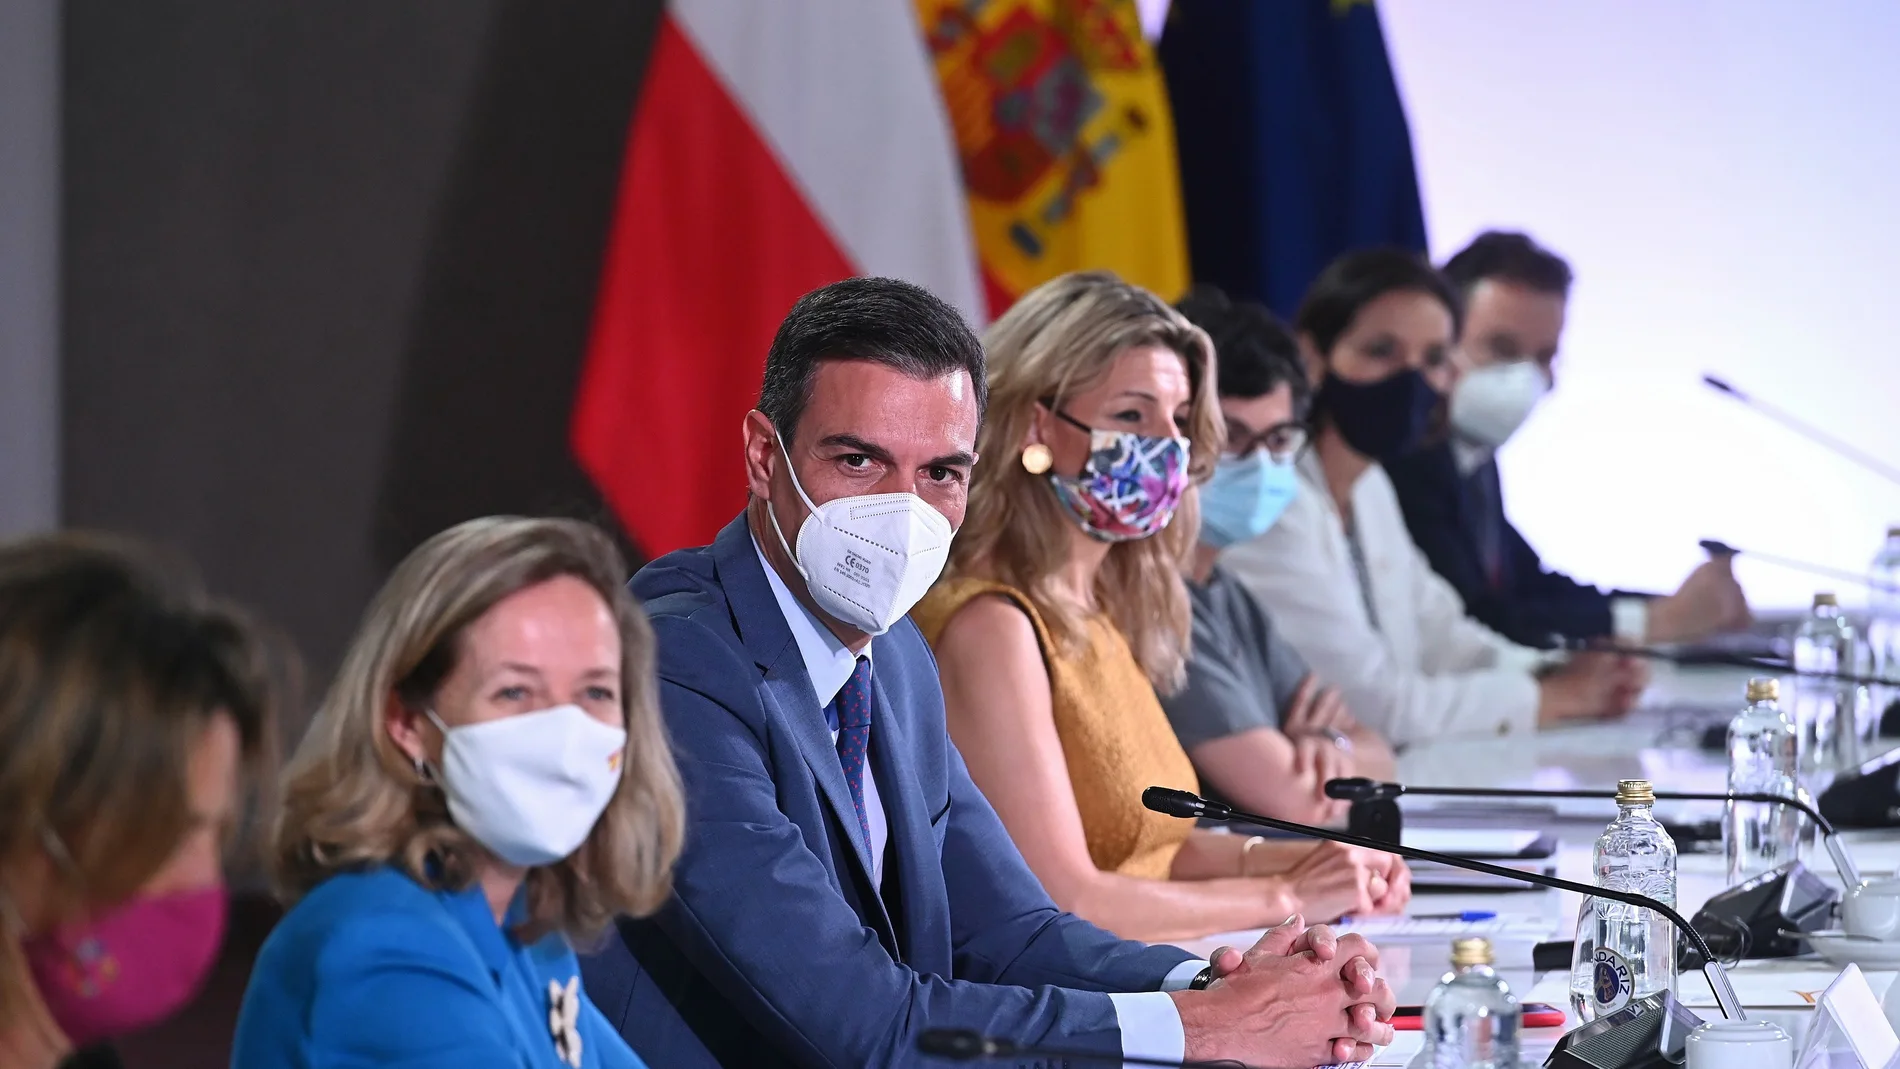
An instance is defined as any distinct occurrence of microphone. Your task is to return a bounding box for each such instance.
[1698,538,1900,598]
[1325,778,1853,960]
[1703,374,1900,489]
[1556,635,1900,689]
[916,1027,1247,1067]
[1143,787,1741,1017]
[1820,745,1900,829]
[1324,778,1859,887]
[1145,788,1739,1069]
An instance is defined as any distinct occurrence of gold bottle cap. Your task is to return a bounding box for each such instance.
[1451,937,1494,967]
[1746,677,1779,703]
[1615,778,1655,806]
[1815,592,1839,607]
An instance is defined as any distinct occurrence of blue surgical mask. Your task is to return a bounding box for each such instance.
[1198,451,1299,549]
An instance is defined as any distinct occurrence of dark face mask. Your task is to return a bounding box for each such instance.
[1316,368,1441,462]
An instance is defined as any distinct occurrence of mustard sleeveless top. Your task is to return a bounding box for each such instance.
[911,578,1198,880]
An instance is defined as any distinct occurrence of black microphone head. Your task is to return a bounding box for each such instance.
[1324,777,1383,800]
[1702,373,1738,396]
[916,1028,990,1059]
[1143,786,1212,819]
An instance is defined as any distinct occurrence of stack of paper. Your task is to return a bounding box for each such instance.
[1400,828,1557,891]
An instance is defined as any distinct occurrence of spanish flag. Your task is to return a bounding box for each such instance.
[916,0,1191,317]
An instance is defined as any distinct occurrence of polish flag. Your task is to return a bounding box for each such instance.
[573,1,983,559]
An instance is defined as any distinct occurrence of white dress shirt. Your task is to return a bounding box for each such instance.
[750,538,1204,1060]
[1221,453,1548,747]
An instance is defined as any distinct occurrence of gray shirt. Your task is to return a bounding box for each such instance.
[1162,564,1309,750]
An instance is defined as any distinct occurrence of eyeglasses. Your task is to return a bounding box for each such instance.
[1226,420,1308,463]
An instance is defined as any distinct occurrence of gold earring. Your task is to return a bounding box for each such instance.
[1020,443,1053,475]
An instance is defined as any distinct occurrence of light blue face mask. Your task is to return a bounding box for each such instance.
[1198,450,1299,549]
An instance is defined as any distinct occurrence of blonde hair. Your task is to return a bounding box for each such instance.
[274,517,683,943]
[0,533,283,1025]
[950,272,1223,692]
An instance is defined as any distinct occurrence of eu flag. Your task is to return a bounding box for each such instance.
[1160,0,1428,319]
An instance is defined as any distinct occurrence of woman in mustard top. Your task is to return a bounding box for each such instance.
[912,273,1410,943]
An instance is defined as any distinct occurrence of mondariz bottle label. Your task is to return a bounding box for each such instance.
[1591,946,1635,1012]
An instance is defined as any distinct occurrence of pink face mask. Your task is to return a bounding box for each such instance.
[23,886,228,1046]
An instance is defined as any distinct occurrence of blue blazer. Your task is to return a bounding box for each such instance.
[581,515,1193,1068]
[233,866,643,1069]
[1386,442,1642,647]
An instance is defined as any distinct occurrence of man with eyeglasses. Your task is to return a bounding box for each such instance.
[1165,288,1397,825]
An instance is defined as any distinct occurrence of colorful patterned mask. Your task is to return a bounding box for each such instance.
[1046,424,1192,542]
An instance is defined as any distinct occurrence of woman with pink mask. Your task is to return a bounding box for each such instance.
[0,534,282,1069]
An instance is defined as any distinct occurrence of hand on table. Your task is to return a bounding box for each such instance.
[1538,651,1644,725]
[1280,841,1410,920]
[1180,915,1395,1068]
[1611,654,1650,713]
[1648,558,1753,643]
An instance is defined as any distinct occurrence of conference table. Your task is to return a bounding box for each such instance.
[1170,661,1900,1064]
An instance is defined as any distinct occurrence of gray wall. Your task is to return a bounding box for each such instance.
[62,1,659,736]
[0,0,60,539]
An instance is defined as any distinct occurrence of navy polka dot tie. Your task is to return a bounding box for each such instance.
[828,656,874,850]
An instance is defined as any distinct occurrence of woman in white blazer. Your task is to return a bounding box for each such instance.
[1220,250,1638,748]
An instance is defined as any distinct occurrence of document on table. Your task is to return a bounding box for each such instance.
[1364,1031,1422,1067]
[1676,960,1896,1010]
[1336,914,1559,942]
[1397,827,1559,890]
[1405,860,1558,892]
[1401,828,1552,857]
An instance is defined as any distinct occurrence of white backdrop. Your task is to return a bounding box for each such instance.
[1379,0,1900,611]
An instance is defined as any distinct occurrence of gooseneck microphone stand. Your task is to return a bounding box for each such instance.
[1324,778,1860,888]
[1141,786,1745,1023]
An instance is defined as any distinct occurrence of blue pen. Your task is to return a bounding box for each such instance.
[1339,910,1497,925]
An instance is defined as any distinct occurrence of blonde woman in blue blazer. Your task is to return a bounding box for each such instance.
[232,518,684,1069]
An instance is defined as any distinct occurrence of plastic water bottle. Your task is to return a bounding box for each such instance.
[1725,678,1800,885]
[1790,592,1863,771]
[1570,779,1677,1023]
[1425,938,1521,1069]
[1869,528,1900,736]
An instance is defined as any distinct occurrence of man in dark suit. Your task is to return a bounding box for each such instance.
[1386,231,1750,649]
[582,277,1396,1068]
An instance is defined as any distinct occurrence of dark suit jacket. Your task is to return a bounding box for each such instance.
[581,516,1192,1068]
[1387,442,1642,648]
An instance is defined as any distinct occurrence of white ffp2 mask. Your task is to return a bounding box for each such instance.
[427,704,626,867]
[1450,360,1550,450]
[767,436,954,636]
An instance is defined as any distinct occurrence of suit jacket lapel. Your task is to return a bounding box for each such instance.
[711,515,883,893]
[867,678,947,971]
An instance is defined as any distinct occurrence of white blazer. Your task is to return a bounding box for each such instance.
[1220,452,1545,747]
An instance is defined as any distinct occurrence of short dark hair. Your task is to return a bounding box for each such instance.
[1441,230,1573,298]
[1295,248,1463,356]
[758,277,987,446]
[1175,285,1309,414]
